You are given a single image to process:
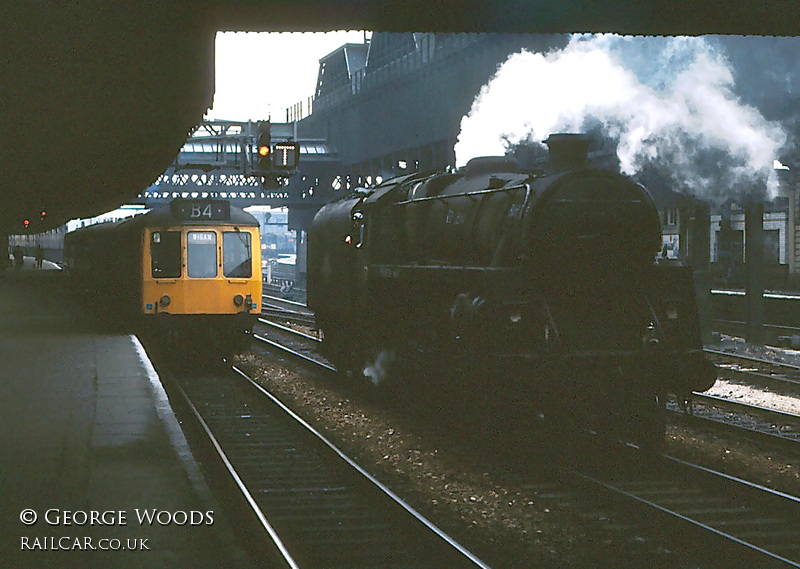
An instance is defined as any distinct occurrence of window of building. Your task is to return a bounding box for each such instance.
[764,229,781,265]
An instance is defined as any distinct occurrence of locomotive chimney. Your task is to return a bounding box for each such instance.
[544,133,592,174]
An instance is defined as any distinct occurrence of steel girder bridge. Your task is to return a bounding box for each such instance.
[135,120,339,211]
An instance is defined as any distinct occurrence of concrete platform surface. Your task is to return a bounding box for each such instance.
[0,270,255,568]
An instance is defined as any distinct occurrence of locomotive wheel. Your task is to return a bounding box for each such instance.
[319,325,359,381]
[631,392,666,451]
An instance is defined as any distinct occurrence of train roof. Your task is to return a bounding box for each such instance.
[143,199,259,227]
[64,217,131,240]
[66,199,259,239]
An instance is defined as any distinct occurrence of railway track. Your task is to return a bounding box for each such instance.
[566,443,800,568]
[171,364,491,569]
[667,394,800,455]
[655,349,800,449]
[257,312,800,460]
[705,348,800,391]
[257,313,800,445]
[246,326,800,567]
[262,294,316,328]
[711,319,800,345]
[254,316,328,369]
[263,282,307,306]
[256,306,800,561]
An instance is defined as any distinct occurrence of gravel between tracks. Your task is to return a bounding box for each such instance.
[668,337,800,497]
[231,350,799,569]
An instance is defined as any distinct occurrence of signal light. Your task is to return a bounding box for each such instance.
[23,219,30,228]
[40,211,47,220]
[256,120,271,173]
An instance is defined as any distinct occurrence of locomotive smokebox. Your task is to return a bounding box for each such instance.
[544,133,592,174]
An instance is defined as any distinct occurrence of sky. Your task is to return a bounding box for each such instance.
[206,31,368,122]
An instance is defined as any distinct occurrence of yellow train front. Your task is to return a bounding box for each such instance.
[65,198,262,358]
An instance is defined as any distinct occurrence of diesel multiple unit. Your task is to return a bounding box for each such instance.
[65,199,262,356]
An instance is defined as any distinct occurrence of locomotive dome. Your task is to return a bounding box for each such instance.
[462,156,521,176]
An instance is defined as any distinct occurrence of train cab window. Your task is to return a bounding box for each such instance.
[151,231,181,278]
[223,231,252,278]
[187,231,217,278]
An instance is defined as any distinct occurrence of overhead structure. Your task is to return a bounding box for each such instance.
[2,3,215,234]
[2,1,797,235]
[135,120,312,209]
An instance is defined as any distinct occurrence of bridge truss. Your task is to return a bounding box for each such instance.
[136,120,322,209]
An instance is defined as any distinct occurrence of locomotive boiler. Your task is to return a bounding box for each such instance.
[307,134,717,445]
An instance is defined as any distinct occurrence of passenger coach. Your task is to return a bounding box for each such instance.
[65,198,262,355]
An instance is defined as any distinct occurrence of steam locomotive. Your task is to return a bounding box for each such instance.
[307,134,717,445]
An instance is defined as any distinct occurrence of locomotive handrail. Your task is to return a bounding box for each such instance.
[519,183,533,213]
[371,263,518,272]
[392,183,530,206]
[549,198,645,204]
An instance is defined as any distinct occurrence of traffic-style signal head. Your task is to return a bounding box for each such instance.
[256,120,271,172]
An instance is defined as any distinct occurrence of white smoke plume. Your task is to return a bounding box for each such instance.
[454,35,787,203]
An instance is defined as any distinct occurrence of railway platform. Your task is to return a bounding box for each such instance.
[0,266,254,568]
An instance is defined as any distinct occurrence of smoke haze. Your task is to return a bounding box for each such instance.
[455,35,790,204]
